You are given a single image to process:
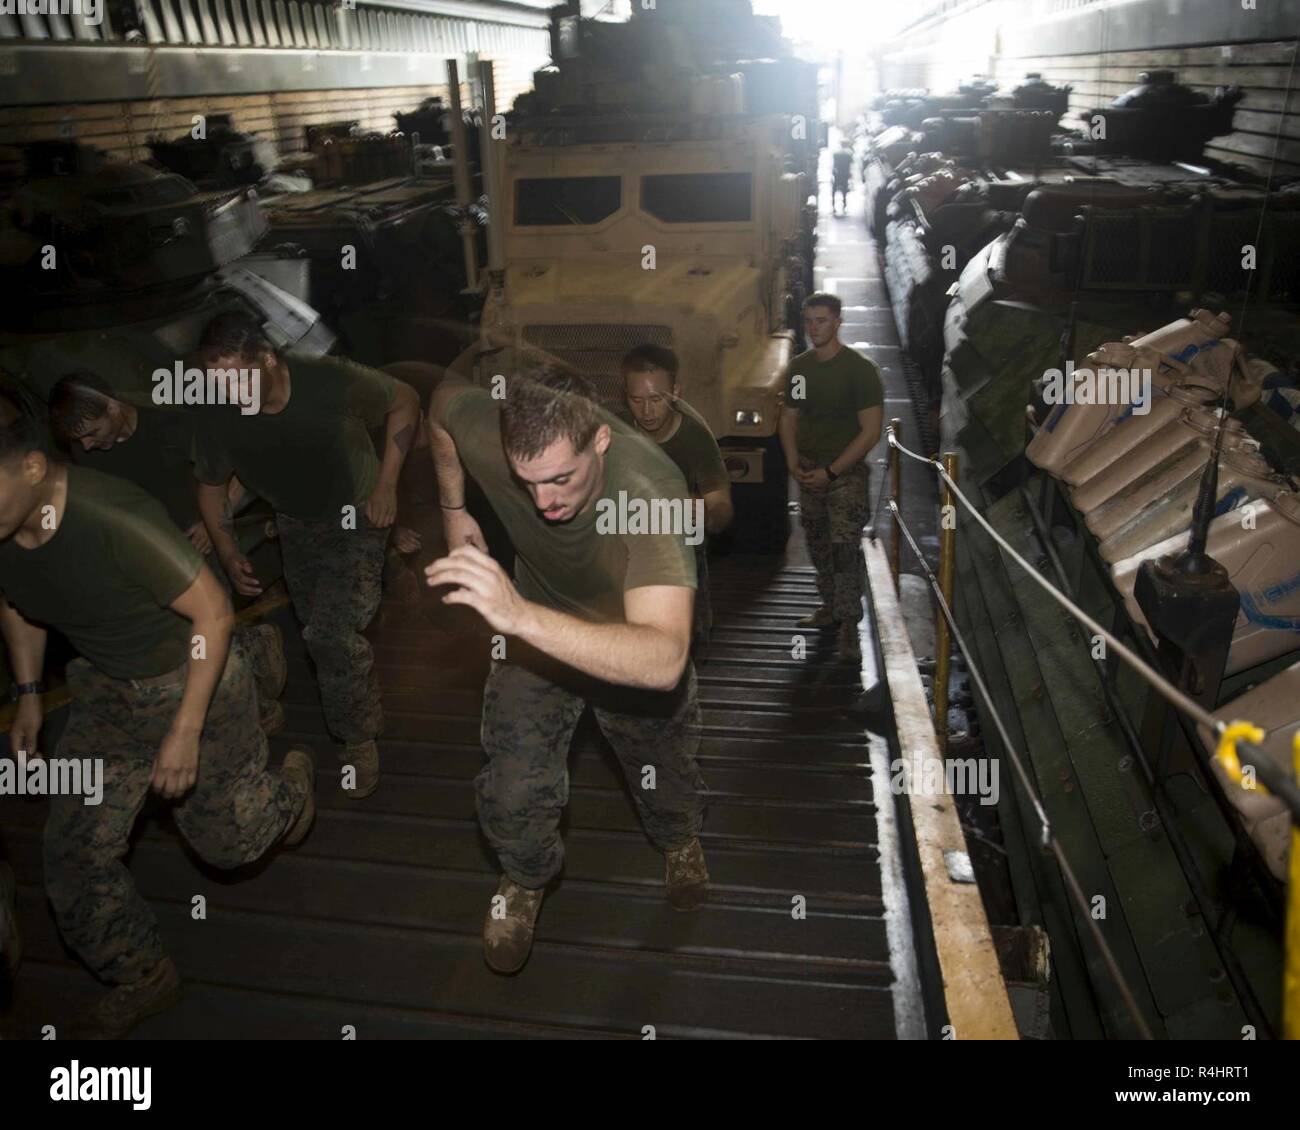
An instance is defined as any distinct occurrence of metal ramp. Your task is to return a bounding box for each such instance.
[0,556,905,1040]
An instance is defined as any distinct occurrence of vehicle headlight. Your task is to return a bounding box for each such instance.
[734,409,763,426]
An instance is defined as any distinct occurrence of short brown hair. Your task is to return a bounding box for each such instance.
[804,292,842,318]
[500,376,602,461]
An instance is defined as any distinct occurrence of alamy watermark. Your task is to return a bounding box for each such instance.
[595,491,704,547]
[0,0,102,24]
[152,363,261,415]
[1042,363,1152,416]
[890,755,999,806]
[1,754,103,806]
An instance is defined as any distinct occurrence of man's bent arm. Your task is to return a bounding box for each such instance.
[429,545,693,692]
[198,478,238,560]
[778,402,801,474]
[515,585,693,692]
[168,566,235,737]
[0,598,46,685]
[427,374,472,507]
[378,381,421,488]
[828,405,883,477]
[702,485,733,535]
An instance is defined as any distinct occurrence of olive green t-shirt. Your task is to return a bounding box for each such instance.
[784,345,885,464]
[657,407,730,497]
[442,387,697,624]
[0,466,203,679]
[71,405,199,531]
[191,353,399,522]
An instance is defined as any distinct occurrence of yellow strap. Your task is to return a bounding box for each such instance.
[1215,720,1269,796]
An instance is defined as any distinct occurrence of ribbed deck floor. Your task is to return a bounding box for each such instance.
[0,152,930,1041]
[1,557,900,1039]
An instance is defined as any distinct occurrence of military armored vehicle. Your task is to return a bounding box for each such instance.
[450,0,819,549]
[0,142,335,402]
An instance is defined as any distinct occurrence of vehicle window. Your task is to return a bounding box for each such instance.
[515,176,622,226]
[642,173,752,222]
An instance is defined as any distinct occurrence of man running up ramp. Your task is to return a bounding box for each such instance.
[426,374,708,975]
[0,389,314,1039]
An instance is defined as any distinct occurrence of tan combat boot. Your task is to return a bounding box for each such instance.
[70,957,182,1039]
[280,749,316,847]
[836,621,862,663]
[797,606,838,629]
[483,876,545,975]
[0,861,20,977]
[665,837,709,911]
[339,740,379,798]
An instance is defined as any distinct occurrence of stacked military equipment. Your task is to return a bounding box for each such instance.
[1,146,268,332]
[252,175,473,366]
[865,70,1300,1035]
[306,130,411,186]
[0,141,333,398]
[148,114,274,189]
[1080,70,1245,162]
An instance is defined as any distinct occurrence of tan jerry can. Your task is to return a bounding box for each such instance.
[1071,404,1247,517]
[1025,309,1232,474]
[1198,657,1300,880]
[1097,444,1284,564]
[1111,491,1300,678]
[1061,380,1222,492]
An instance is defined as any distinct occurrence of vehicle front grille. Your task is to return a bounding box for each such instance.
[522,323,674,412]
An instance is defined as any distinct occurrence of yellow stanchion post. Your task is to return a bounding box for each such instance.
[935,452,958,757]
[1286,733,1300,1040]
[889,417,902,590]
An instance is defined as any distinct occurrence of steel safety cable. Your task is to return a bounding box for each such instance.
[885,500,1156,1040]
[886,429,1224,735]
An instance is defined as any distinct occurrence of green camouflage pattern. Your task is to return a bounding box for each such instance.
[43,649,307,985]
[478,647,707,889]
[798,460,869,625]
[692,544,712,659]
[277,513,389,746]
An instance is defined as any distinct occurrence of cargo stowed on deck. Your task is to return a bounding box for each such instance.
[862,65,1300,1034]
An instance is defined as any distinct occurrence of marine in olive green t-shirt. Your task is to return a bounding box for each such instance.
[191,353,399,522]
[0,466,204,679]
[783,346,885,464]
[658,408,730,498]
[441,387,696,625]
[71,405,199,531]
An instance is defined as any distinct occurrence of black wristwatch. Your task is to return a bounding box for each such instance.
[824,465,839,482]
[9,681,45,702]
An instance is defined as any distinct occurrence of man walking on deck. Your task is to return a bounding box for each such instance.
[0,389,315,1038]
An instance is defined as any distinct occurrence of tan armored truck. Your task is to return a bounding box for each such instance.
[444,0,818,549]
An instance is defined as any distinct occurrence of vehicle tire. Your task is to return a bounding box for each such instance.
[721,436,790,553]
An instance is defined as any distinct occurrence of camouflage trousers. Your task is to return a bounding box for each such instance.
[691,543,713,660]
[478,647,707,889]
[44,648,306,985]
[799,461,869,625]
[277,513,388,745]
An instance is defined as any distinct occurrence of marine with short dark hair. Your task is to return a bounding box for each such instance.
[190,312,420,798]
[777,292,884,661]
[0,388,315,1039]
[426,372,708,975]
[622,344,733,657]
[47,369,289,734]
